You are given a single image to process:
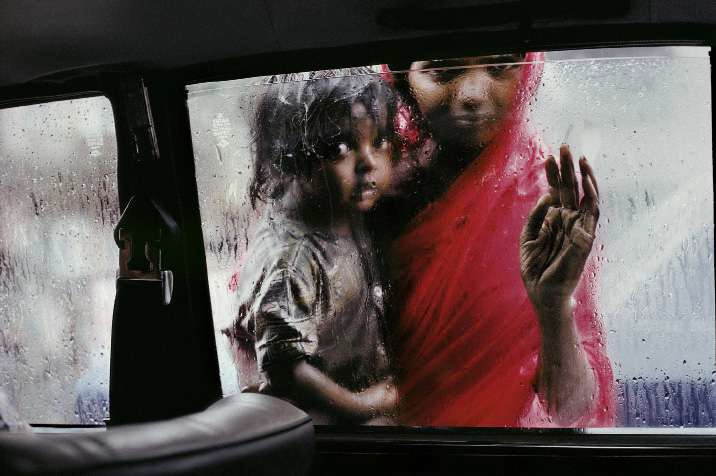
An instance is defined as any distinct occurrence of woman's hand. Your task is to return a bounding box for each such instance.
[520,145,600,424]
[520,144,599,321]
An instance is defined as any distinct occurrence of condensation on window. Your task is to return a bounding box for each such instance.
[187,47,714,428]
[187,78,260,395]
[0,97,118,425]
[533,47,714,427]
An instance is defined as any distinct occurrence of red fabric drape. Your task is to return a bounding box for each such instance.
[389,53,615,427]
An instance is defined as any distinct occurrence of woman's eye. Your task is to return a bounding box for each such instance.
[426,68,461,83]
[487,63,519,76]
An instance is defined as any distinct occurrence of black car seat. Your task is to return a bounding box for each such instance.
[0,393,313,476]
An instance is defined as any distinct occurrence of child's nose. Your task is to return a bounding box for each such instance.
[355,147,378,172]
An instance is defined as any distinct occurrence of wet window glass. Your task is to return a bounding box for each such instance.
[0,97,118,425]
[187,47,713,428]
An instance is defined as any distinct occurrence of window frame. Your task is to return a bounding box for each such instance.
[0,74,225,427]
[175,24,716,469]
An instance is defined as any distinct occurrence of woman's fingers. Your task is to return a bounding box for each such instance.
[522,157,564,245]
[559,144,578,209]
[578,155,599,196]
[521,193,556,244]
[545,155,560,187]
[578,156,599,235]
[578,157,598,213]
[544,155,561,202]
[559,225,592,280]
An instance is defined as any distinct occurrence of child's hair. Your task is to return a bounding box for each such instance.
[249,68,398,208]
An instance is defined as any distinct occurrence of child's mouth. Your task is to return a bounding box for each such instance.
[355,181,378,201]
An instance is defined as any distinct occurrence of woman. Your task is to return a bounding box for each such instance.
[379,53,614,427]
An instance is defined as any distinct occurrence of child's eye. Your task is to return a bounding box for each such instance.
[373,136,389,149]
[335,142,350,155]
[324,141,350,160]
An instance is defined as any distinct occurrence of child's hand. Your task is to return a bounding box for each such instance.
[276,360,397,422]
[240,381,269,393]
[240,383,261,393]
[358,378,398,417]
[519,145,599,321]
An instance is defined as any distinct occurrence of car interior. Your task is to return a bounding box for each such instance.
[0,1,715,475]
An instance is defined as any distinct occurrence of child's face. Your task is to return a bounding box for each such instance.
[318,101,392,212]
[406,54,523,153]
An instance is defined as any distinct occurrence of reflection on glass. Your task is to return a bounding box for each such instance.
[0,97,118,424]
[188,47,714,429]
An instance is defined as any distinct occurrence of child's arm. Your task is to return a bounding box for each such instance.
[266,360,397,423]
[252,241,396,422]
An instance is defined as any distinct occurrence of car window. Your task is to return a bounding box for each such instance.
[187,46,714,428]
[0,96,118,425]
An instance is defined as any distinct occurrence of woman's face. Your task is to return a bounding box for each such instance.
[407,54,523,153]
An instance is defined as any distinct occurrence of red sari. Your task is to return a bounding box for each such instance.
[390,53,615,427]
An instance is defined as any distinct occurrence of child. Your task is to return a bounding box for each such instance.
[227,69,397,424]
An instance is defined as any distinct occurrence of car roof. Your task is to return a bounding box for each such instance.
[1,1,715,89]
